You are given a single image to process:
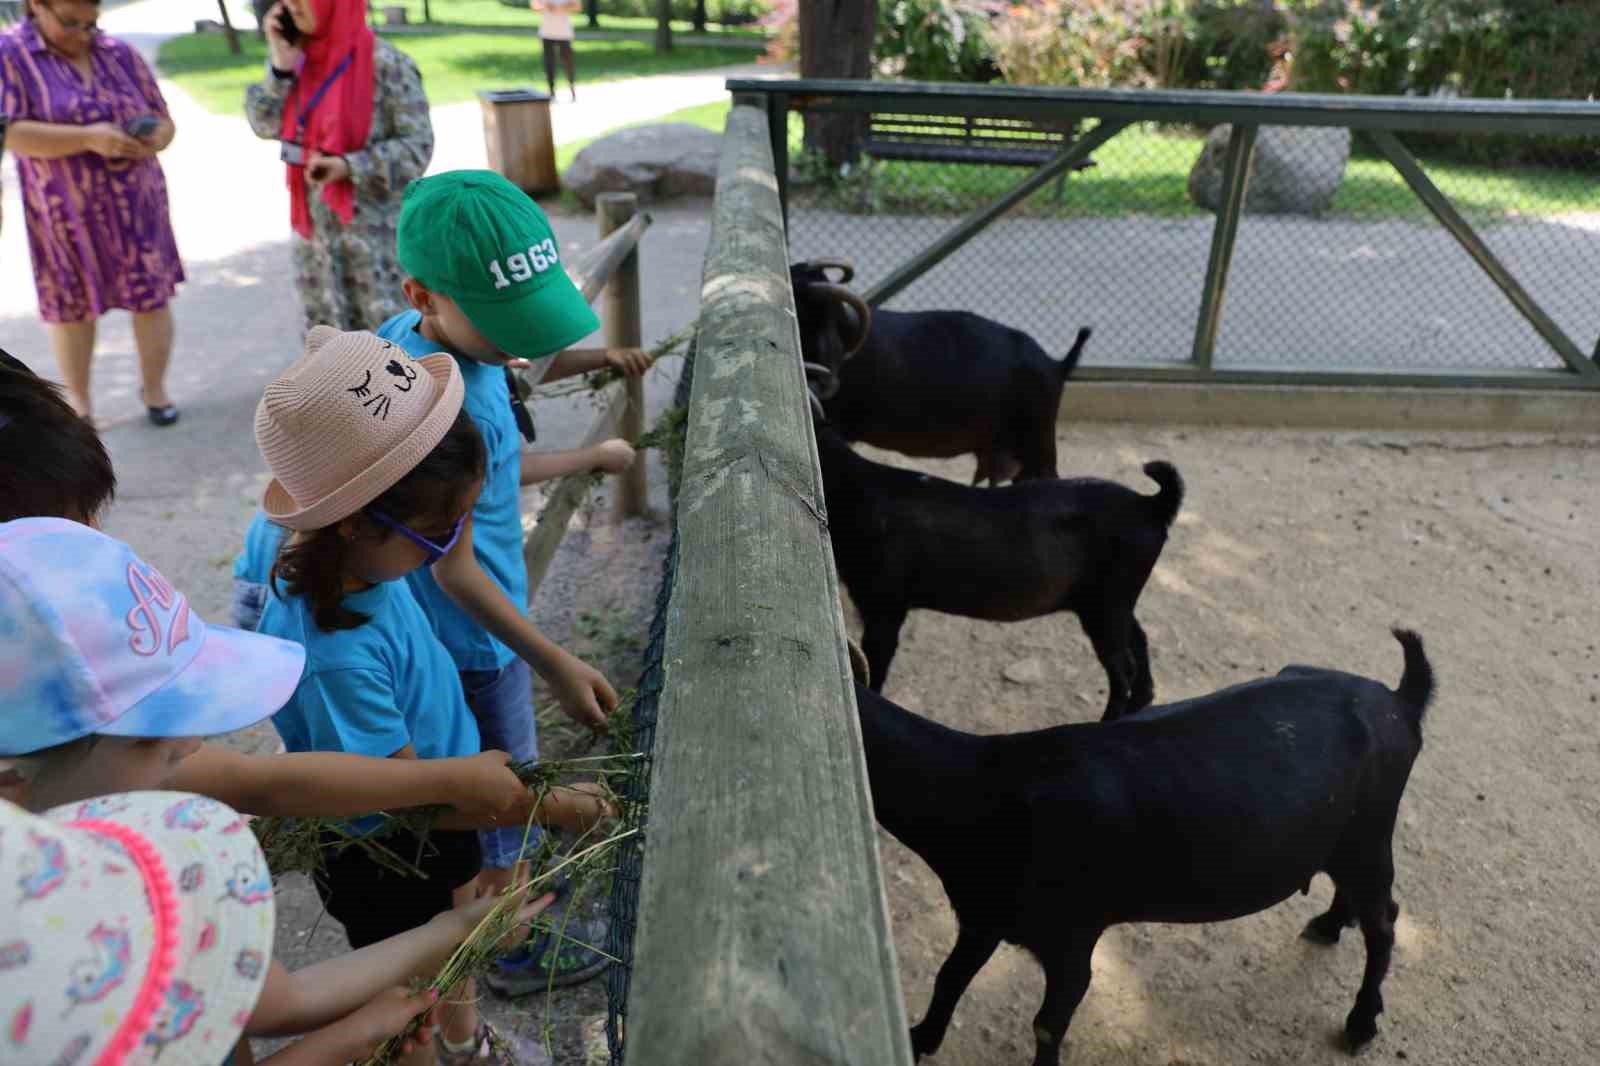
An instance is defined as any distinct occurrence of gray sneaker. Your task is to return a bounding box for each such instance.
[484,909,611,997]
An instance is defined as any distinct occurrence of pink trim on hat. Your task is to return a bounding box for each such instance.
[74,819,182,1066]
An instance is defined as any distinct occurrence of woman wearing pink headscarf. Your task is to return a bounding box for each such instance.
[245,0,433,333]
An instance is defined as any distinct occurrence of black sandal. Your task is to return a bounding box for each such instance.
[141,391,179,427]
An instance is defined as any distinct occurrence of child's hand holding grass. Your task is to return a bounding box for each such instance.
[545,649,617,732]
[590,438,637,474]
[442,750,532,827]
[604,347,653,377]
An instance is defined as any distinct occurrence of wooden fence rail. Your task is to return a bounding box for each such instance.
[620,104,913,1065]
[519,199,652,602]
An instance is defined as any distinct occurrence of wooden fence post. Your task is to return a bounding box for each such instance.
[597,192,648,520]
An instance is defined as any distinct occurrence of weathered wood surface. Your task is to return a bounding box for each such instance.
[623,105,913,1065]
[597,193,650,518]
[521,381,632,599]
[517,203,654,599]
[566,209,653,304]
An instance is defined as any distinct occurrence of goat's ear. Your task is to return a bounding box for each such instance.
[845,638,871,686]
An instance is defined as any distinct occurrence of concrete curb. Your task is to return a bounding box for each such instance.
[1061,381,1600,433]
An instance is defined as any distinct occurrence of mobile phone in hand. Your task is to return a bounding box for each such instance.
[124,115,160,141]
[276,7,302,45]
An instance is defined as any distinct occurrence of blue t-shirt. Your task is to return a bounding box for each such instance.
[233,509,289,586]
[377,310,530,673]
[259,579,481,831]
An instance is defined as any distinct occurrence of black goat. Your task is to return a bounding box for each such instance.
[855,629,1434,1065]
[817,427,1181,718]
[791,259,1089,486]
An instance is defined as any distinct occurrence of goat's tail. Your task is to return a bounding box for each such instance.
[1141,461,1184,528]
[1057,327,1092,380]
[1391,628,1433,728]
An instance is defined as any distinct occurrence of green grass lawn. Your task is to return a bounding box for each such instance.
[551,100,1588,223]
[786,121,1595,223]
[157,31,763,113]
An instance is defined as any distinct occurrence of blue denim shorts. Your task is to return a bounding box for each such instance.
[460,658,541,869]
[230,577,269,632]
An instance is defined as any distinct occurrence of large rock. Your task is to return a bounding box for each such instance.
[1187,124,1351,216]
[562,124,722,208]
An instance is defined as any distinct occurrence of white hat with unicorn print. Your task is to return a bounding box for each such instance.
[0,790,274,1065]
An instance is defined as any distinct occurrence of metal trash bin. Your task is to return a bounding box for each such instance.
[479,89,559,196]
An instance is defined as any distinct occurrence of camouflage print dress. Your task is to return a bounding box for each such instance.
[245,39,432,333]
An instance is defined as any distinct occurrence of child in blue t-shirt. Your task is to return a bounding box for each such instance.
[251,326,605,1064]
[232,508,289,630]
[375,169,649,998]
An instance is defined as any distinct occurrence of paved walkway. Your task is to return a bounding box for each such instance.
[0,0,750,618]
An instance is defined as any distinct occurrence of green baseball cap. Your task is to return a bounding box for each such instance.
[397,170,599,360]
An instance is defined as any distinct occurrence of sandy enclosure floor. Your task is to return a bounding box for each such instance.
[852,425,1600,1066]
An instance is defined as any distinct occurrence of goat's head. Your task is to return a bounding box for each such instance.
[789,260,871,398]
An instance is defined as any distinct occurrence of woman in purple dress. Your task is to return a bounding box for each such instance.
[0,0,184,426]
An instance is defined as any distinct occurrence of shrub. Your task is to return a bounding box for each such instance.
[991,0,1155,88]
[875,0,1000,82]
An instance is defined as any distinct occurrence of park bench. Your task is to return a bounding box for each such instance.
[857,111,1096,202]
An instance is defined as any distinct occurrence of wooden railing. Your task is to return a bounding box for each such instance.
[520,194,651,600]
[616,104,914,1066]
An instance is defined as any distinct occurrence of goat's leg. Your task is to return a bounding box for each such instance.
[1302,885,1357,945]
[1343,863,1398,1052]
[1126,615,1155,713]
[861,605,909,693]
[909,924,1002,1061]
[1081,608,1134,721]
[1030,936,1097,1066]
[1016,416,1058,482]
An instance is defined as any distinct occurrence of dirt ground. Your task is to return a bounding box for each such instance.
[259,420,1599,1065]
[853,424,1600,1066]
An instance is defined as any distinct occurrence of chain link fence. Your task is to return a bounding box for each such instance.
[773,100,1600,380]
[603,339,693,1065]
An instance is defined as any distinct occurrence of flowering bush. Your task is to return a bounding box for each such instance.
[990,0,1157,88]
[875,0,1001,81]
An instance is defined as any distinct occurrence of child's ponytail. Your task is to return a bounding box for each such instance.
[273,409,487,631]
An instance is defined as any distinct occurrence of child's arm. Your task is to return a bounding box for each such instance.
[540,346,652,384]
[431,518,617,731]
[169,743,528,824]
[520,438,636,486]
[246,892,554,1037]
[255,987,441,1065]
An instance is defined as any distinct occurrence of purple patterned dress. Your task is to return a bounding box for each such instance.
[0,20,184,323]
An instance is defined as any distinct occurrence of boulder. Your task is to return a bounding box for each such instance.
[1187,124,1351,216]
[562,124,721,208]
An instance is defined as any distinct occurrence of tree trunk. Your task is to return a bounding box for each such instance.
[217,0,241,54]
[585,0,599,28]
[655,0,673,52]
[798,0,876,166]
[693,0,707,33]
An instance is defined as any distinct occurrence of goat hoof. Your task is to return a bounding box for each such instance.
[909,1023,940,1061]
[1342,1017,1379,1054]
[1301,914,1345,945]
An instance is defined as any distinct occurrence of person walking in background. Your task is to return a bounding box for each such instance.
[246,0,433,334]
[0,0,183,426]
[532,0,579,101]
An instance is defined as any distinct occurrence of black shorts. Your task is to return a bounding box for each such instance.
[313,827,482,949]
